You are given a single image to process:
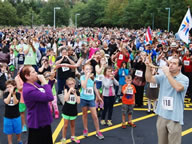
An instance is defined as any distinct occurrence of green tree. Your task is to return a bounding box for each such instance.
[40,0,70,26]
[0,1,18,26]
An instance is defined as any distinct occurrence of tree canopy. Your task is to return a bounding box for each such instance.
[0,0,191,32]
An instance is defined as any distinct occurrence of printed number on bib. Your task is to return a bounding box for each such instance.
[184,60,190,66]
[62,67,69,72]
[135,70,143,77]
[122,71,125,76]
[119,54,123,60]
[8,97,15,106]
[97,75,103,81]
[150,83,157,88]
[67,94,76,103]
[19,56,24,61]
[126,88,133,95]
[162,96,173,110]
[139,47,144,51]
[84,87,93,95]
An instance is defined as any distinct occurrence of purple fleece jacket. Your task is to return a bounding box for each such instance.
[23,80,54,128]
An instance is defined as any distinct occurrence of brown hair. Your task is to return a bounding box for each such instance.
[103,66,113,76]
[125,75,132,81]
[6,79,16,87]
[19,65,32,82]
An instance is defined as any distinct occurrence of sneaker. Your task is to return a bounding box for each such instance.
[121,123,126,129]
[60,138,66,144]
[100,120,106,125]
[128,122,136,128]
[83,129,88,137]
[71,136,80,144]
[96,131,104,140]
[107,120,113,126]
[22,125,27,133]
[55,111,59,119]
[115,97,119,103]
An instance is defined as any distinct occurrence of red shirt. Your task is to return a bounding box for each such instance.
[182,56,192,72]
[117,52,129,68]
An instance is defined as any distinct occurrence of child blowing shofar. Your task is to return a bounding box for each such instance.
[121,75,136,129]
[61,77,80,144]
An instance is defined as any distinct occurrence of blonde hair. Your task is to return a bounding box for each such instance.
[99,50,105,57]
[66,77,76,85]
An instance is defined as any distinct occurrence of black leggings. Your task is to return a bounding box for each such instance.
[135,85,145,107]
[101,96,115,120]
[28,125,53,144]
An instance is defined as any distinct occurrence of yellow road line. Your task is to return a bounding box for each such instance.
[52,119,64,143]
[52,103,122,143]
[184,108,192,110]
[52,101,192,143]
[55,113,156,144]
[182,128,192,136]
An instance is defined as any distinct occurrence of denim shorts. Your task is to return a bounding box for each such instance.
[80,99,96,107]
[3,116,22,134]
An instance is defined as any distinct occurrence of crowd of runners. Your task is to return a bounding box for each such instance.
[0,27,191,144]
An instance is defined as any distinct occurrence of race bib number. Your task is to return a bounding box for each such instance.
[8,97,14,106]
[135,70,143,77]
[119,54,123,60]
[19,56,24,61]
[184,60,190,66]
[126,88,133,95]
[139,47,144,51]
[84,87,94,95]
[97,75,103,81]
[150,83,158,88]
[122,71,125,76]
[38,88,45,93]
[67,94,76,103]
[62,67,69,72]
[162,97,173,110]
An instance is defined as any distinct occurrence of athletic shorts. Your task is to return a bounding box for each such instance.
[62,114,77,120]
[122,104,134,115]
[80,99,96,107]
[19,103,26,113]
[3,116,22,134]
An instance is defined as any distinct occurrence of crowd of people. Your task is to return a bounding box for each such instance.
[0,26,191,144]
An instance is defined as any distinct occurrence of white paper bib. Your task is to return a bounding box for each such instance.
[162,96,173,110]
[184,60,190,66]
[62,67,69,72]
[150,83,158,88]
[119,54,123,60]
[135,70,143,77]
[84,87,94,95]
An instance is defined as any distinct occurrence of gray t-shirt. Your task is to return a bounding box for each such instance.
[155,73,189,125]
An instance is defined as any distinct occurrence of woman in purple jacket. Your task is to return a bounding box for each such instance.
[20,65,54,144]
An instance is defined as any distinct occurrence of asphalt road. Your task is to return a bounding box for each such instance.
[0,97,192,144]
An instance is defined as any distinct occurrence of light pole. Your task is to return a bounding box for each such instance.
[75,13,80,28]
[54,7,61,29]
[165,7,171,32]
